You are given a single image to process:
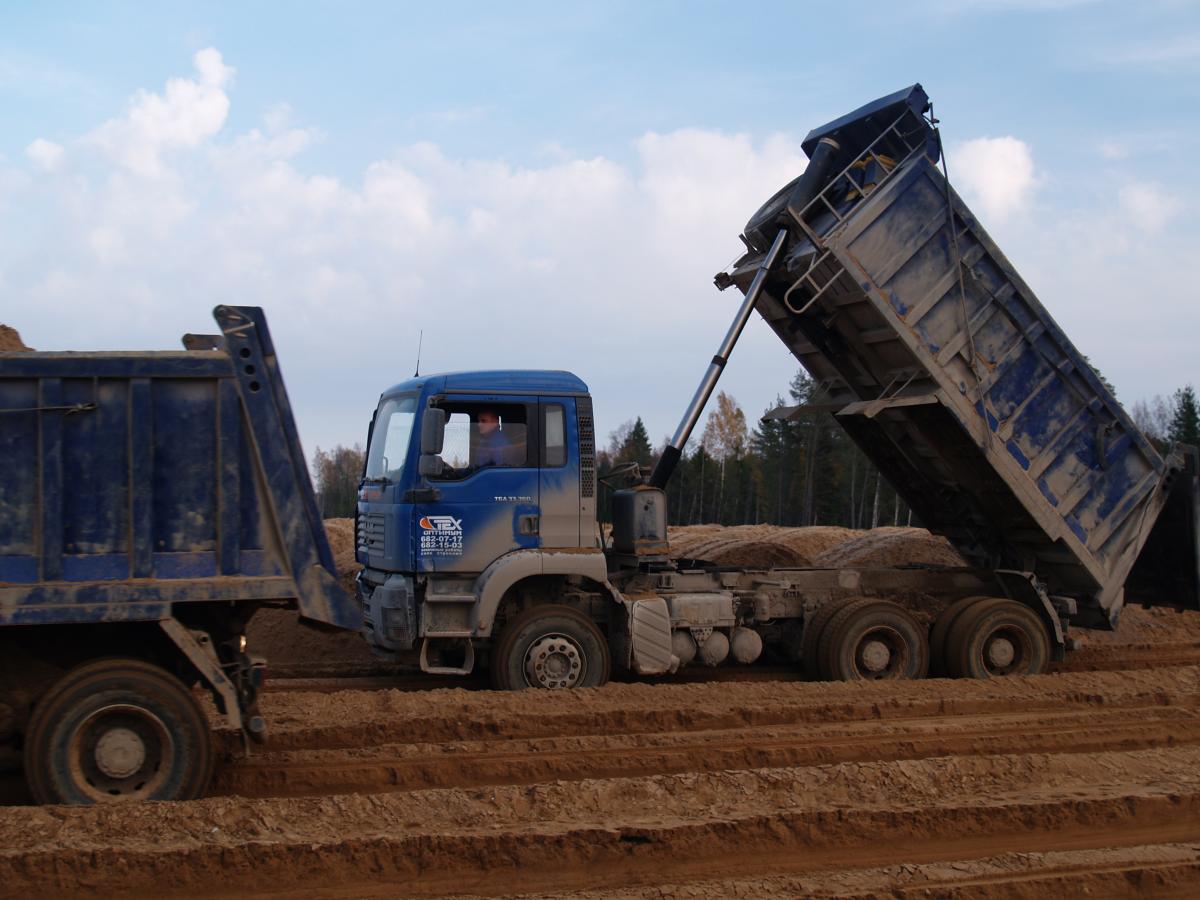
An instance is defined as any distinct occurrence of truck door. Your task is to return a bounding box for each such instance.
[538,398,581,548]
[415,397,540,573]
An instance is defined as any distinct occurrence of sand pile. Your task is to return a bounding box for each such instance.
[246,518,376,673]
[0,326,32,351]
[771,526,857,559]
[813,527,966,568]
[669,524,957,569]
[1073,605,1200,648]
[322,517,359,595]
[675,533,809,568]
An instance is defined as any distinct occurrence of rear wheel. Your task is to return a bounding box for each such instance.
[944,599,1050,679]
[801,602,844,681]
[491,605,610,691]
[23,658,213,804]
[817,599,929,681]
[929,596,992,677]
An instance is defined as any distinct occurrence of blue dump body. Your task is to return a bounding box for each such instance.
[0,306,359,632]
[727,86,1199,627]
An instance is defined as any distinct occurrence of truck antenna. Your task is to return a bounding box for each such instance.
[414,330,424,377]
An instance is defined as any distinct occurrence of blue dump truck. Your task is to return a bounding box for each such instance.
[0,306,359,803]
[358,85,1199,689]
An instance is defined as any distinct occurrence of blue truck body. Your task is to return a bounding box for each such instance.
[1,306,359,803]
[0,306,357,631]
[727,84,1199,627]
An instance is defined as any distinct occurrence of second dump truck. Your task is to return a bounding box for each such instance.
[358,85,1199,688]
[0,307,359,803]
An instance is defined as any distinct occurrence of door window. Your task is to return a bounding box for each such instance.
[432,402,529,479]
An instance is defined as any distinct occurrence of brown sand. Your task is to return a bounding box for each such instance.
[0,325,32,352]
[2,667,1199,897]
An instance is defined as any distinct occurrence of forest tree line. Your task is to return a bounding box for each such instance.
[314,374,1200,524]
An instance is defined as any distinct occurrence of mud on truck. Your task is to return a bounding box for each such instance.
[358,85,1200,688]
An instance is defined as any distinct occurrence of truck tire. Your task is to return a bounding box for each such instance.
[944,598,1050,679]
[491,605,610,691]
[801,602,845,680]
[816,599,929,681]
[929,596,992,677]
[23,658,214,805]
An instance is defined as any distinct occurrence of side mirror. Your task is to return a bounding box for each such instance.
[418,454,444,477]
[421,407,446,454]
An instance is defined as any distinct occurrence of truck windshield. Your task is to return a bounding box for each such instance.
[364,394,417,482]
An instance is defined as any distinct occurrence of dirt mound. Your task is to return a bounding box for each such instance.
[321,517,359,595]
[813,527,966,567]
[771,526,857,559]
[698,539,809,568]
[0,325,31,351]
[246,518,375,673]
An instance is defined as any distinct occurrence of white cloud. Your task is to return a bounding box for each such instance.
[25,138,64,172]
[192,46,234,88]
[6,47,1194,460]
[1,49,814,454]
[948,136,1037,223]
[1118,181,1183,232]
[85,47,234,177]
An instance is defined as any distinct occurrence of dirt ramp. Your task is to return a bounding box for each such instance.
[0,326,32,351]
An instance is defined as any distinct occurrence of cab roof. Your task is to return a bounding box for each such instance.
[381,369,589,400]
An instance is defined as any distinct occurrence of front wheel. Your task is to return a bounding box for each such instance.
[491,605,610,691]
[23,658,214,804]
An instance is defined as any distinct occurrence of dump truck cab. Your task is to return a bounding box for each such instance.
[357,370,607,672]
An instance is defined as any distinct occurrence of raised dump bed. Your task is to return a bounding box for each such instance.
[721,85,1198,627]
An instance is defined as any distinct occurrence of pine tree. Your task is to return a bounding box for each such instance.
[618,417,654,468]
[1169,385,1200,446]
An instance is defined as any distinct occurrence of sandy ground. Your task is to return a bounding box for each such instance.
[2,667,1199,897]
[4,521,1200,897]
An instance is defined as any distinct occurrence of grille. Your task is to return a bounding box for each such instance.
[577,396,595,498]
[357,512,386,558]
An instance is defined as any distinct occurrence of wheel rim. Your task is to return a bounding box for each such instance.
[66,704,173,802]
[978,624,1033,676]
[523,633,585,689]
[853,625,909,679]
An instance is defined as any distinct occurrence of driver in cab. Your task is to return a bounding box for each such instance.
[474,409,523,467]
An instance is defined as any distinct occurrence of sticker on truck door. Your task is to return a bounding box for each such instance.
[419,515,464,557]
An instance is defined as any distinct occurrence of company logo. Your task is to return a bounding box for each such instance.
[419,515,463,533]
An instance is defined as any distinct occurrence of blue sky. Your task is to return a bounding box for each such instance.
[2,1,1198,457]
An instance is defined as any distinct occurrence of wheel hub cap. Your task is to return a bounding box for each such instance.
[525,635,583,689]
[860,639,891,673]
[987,637,1016,668]
[94,727,147,779]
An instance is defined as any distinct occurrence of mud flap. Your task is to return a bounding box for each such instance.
[611,596,678,676]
